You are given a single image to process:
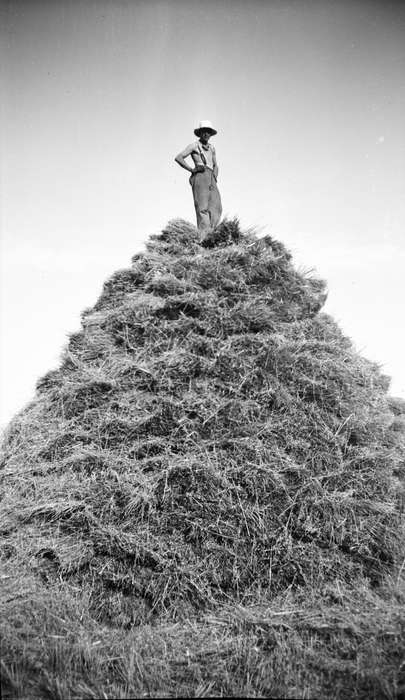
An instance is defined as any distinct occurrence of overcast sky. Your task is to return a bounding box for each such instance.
[1,0,405,425]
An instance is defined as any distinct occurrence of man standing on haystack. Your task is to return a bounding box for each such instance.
[175,120,222,234]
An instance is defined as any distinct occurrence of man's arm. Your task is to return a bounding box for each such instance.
[175,143,199,173]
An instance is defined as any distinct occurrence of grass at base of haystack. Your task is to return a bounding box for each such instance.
[1,572,404,699]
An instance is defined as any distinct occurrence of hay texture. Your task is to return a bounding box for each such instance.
[1,219,404,699]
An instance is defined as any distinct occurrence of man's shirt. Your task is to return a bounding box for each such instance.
[185,141,216,171]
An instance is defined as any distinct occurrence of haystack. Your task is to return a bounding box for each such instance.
[1,219,404,699]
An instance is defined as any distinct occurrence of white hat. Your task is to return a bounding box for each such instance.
[194,120,217,137]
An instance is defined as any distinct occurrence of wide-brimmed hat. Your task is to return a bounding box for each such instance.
[194,120,217,137]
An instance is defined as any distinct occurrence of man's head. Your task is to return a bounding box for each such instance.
[199,130,212,144]
[194,120,217,143]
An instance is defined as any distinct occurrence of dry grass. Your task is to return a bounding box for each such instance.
[1,218,404,698]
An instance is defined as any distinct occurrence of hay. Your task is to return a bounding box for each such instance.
[1,218,404,698]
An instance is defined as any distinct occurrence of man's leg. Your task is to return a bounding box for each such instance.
[209,175,222,228]
[191,170,211,231]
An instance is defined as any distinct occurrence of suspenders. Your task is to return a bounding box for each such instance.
[197,142,211,167]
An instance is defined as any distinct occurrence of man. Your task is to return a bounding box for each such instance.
[175,120,222,233]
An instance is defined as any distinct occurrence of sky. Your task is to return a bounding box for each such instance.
[1,0,405,426]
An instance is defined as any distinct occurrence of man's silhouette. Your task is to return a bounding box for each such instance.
[175,120,222,233]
